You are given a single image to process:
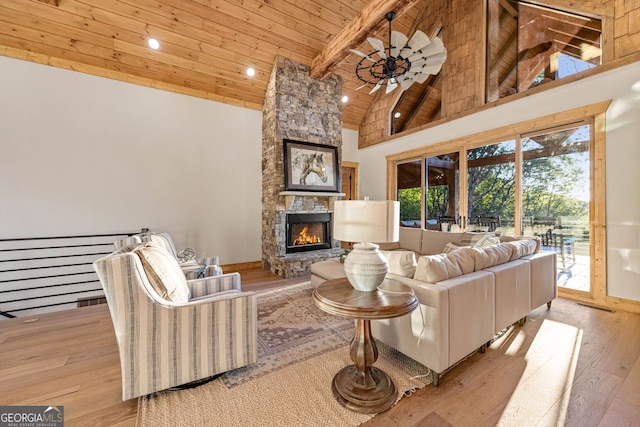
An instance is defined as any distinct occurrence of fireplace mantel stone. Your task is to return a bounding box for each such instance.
[280,191,346,210]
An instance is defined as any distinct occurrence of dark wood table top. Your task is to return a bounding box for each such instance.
[313,277,418,320]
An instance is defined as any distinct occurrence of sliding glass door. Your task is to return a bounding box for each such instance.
[393,121,593,295]
[466,140,516,234]
[426,152,461,230]
[521,123,592,293]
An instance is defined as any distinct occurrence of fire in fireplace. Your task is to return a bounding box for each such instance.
[286,213,331,254]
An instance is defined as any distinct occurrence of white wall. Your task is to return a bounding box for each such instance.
[0,56,262,264]
[357,61,640,302]
[341,128,360,163]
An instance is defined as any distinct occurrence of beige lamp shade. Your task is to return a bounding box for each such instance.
[333,200,399,243]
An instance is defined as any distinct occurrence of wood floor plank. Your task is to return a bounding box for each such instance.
[614,354,640,408]
[591,313,640,379]
[597,397,640,427]
[563,366,624,427]
[1,268,639,427]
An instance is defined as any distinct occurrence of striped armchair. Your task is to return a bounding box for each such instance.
[93,245,258,401]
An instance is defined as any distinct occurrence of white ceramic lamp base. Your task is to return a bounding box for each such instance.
[343,242,388,292]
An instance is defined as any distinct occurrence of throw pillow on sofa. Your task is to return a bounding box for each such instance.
[504,239,538,260]
[472,243,514,270]
[447,247,475,274]
[472,234,501,248]
[414,253,463,283]
[442,242,467,253]
[134,240,190,303]
[380,250,417,277]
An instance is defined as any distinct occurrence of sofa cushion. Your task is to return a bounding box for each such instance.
[381,250,417,277]
[414,254,463,283]
[447,247,476,274]
[399,226,424,253]
[310,259,347,281]
[420,230,465,255]
[472,243,514,271]
[442,242,467,254]
[376,241,401,251]
[500,234,542,253]
[134,240,190,303]
[504,239,537,260]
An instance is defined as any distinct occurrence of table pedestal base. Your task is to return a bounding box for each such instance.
[331,365,396,414]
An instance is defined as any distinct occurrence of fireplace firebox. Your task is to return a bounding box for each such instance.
[286,213,331,254]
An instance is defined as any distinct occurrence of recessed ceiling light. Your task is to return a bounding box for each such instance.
[632,80,640,92]
[394,112,401,118]
[148,38,160,50]
[341,95,348,103]
[246,67,256,77]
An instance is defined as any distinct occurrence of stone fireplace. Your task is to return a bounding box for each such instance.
[262,57,344,278]
[285,212,331,254]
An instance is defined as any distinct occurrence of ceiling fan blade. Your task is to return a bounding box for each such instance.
[369,80,383,94]
[409,50,448,69]
[390,31,408,57]
[385,79,398,94]
[367,37,386,59]
[350,49,376,63]
[413,72,431,84]
[399,76,415,91]
[407,38,446,62]
[405,30,431,53]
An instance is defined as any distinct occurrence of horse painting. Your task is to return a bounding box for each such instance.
[293,152,328,185]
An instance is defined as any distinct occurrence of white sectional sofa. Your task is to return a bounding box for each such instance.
[311,227,557,386]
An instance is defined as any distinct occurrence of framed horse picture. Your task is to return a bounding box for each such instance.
[283,139,340,192]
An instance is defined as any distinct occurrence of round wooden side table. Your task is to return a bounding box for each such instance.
[312,277,418,414]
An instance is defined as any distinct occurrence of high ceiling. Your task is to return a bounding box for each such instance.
[0,0,427,130]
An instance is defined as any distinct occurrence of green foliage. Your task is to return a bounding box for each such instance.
[398,187,421,220]
[396,128,591,227]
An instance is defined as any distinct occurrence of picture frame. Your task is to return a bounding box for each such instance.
[283,139,340,192]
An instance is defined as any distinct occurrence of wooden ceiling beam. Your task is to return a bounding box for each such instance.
[310,0,420,79]
[400,73,441,132]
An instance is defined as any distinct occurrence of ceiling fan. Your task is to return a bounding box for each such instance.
[351,11,447,95]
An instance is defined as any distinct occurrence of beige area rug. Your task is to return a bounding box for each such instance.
[222,281,354,388]
[137,282,432,426]
[138,343,431,426]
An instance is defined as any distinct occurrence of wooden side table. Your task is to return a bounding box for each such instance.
[312,277,418,414]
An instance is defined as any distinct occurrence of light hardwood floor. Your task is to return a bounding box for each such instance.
[1,268,638,426]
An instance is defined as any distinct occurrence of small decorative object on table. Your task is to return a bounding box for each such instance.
[333,199,400,291]
[339,249,350,264]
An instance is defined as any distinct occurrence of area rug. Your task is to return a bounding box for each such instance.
[221,281,354,388]
[137,282,432,427]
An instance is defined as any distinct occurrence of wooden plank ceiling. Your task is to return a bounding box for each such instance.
[0,0,427,130]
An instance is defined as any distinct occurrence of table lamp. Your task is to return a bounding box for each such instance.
[333,199,400,291]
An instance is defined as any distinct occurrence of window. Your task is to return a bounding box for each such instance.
[388,102,608,301]
[486,0,602,102]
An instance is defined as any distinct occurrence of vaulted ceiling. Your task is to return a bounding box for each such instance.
[0,0,429,130]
